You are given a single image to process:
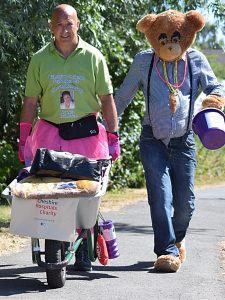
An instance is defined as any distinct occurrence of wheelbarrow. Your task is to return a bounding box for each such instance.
[2,158,111,289]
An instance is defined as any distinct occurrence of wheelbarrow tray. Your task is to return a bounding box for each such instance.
[10,193,101,242]
[9,160,111,242]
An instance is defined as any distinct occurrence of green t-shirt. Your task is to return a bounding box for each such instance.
[25,37,113,123]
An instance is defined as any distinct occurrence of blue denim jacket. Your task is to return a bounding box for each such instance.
[115,48,224,145]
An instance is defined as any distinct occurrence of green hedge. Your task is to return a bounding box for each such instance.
[0,141,23,204]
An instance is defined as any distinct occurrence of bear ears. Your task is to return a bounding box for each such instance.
[136,10,205,33]
[136,14,157,33]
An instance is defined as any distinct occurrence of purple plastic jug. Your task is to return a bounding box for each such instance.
[99,220,120,259]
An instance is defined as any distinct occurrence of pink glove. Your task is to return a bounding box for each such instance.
[107,132,121,161]
[18,122,32,162]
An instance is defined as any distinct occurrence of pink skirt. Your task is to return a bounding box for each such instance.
[24,119,109,162]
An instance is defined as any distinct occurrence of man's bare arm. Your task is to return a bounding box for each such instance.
[20,96,39,123]
[99,94,118,132]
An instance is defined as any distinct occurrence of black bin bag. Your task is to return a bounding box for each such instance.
[30,148,109,181]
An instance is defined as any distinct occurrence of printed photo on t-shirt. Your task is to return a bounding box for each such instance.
[60,90,75,110]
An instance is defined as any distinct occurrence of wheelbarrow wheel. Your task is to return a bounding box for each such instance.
[45,239,66,289]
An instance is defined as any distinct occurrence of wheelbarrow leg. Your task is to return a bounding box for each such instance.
[31,238,40,264]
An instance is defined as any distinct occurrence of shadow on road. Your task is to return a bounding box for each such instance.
[0,265,47,296]
[92,260,154,272]
[66,268,119,281]
[65,261,154,281]
[0,262,154,295]
[114,222,154,235]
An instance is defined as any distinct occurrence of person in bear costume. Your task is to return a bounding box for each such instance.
[115,10,225,272]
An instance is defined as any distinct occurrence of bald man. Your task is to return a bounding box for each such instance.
[19,4,120,272]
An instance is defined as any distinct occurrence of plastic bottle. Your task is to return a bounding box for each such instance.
[99,220,120,259]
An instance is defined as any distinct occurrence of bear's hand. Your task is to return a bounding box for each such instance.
[202,94,225,111]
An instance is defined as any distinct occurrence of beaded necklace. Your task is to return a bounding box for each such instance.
[154,53,187,113]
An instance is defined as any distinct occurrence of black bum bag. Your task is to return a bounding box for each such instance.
[45,115,99,140]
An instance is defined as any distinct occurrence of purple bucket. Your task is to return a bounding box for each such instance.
[192,108,225,150]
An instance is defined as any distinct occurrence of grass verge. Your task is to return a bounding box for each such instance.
[0,205,10,228]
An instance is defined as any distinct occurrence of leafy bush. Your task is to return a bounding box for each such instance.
[0,141,22,204]
[0,0,225,194]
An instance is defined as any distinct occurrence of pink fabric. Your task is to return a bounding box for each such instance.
[76,227,94,239]
[19,122,32,162]
[20,123,32,142]
[107,132,120,161]
[24,119,110,162]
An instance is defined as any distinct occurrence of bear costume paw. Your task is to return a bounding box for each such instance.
[202,94,225,111]
[154,255,181,272]
[176,239,186,263]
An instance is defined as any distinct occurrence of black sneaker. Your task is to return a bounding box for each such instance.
[74,240,92,272]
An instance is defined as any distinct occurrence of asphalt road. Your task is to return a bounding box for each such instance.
[0,185,225,299]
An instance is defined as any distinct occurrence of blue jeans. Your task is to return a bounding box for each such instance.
[139,125,196,257]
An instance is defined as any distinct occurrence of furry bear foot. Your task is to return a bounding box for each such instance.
[202,95,225,111]
[176,239,186,263]
[154,255,181,272]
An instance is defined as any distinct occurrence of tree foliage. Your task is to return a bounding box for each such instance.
[0,0,225,197]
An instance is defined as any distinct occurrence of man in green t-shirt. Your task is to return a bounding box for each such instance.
[19,4,120,272]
